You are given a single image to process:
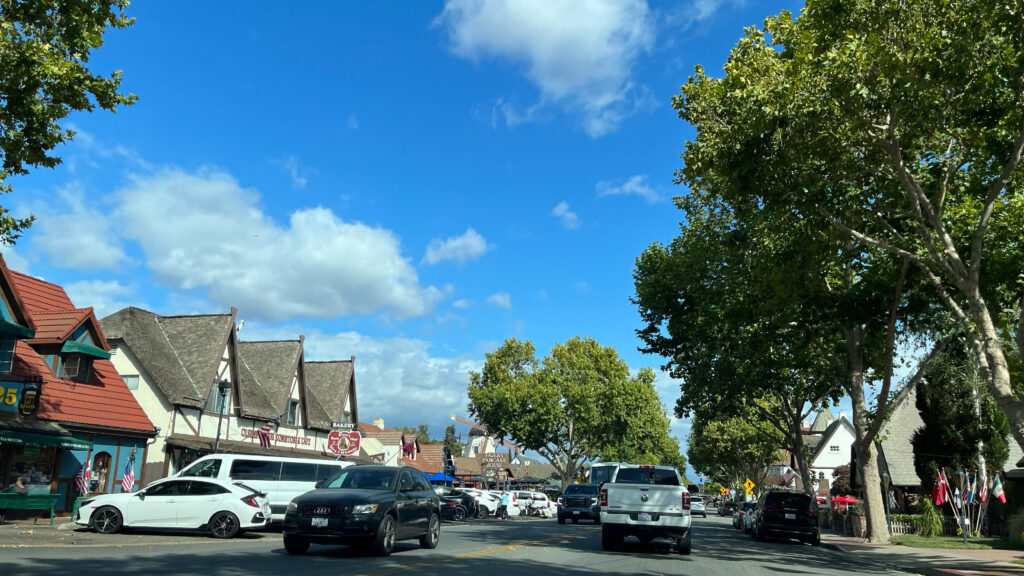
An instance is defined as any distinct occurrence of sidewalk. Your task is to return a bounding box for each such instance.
[821,532,1024,576]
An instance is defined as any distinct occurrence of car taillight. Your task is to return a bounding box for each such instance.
[808,508,819,517]
[599,488,608,507]
[763,504,778,512]
[682,492,691,511]
[241,496,260,508]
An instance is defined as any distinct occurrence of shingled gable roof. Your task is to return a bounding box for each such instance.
[28,309,97,343]
[878,384,926,487]
[303,359,355,431]
[237,339,303,421]
[100,307,235,408]
[810,416,855,464]
[8,273,154,434]
[402,444,444,474]
[359,421,404,448]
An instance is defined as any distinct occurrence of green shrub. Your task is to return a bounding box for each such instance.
[1007,510,1024,544]
[918,499,944,537]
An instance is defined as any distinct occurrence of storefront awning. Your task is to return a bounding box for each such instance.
[60,340,111,359]
[0,429,92,450]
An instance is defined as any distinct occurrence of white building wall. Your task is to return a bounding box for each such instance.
[810,424,856,481]
[108,345,175,482]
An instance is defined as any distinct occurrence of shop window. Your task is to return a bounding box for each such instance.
[91,452,112,493]
[284,399,299,426]
[11,445,56,491]
[0,336,16,374]
[60,354,93,383]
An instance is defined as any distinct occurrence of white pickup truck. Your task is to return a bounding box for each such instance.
[598,464,691,554]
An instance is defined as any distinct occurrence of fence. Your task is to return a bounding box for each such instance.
[822,511,1006,538]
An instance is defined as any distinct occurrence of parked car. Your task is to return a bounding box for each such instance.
[691,495,707,518]
[175,453,351,523]
[749,489,821,546]
[434,486,477,521]
[460,487,499,518]
[522,491,556,517]
[282,465,441,556]
[75,476,270,538]
[743,502,757,533]
[488,490,524,518]
[733,501,755,529]
[719,502,738,517]
[558,484,600,524]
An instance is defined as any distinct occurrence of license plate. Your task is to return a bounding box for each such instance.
[573,511,580,515]
[638,512,652,522]
[785,513,796,520]
[311,517,329,528]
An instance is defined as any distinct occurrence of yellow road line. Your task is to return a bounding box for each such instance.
[355,528,599,576]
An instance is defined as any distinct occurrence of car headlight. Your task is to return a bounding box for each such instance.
[352,504,379,514]
[287,501,298,512]
[591,498,598,505]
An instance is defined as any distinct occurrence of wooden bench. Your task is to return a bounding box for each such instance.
[0,493,60,525]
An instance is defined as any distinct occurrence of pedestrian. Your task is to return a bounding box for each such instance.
[497,491,509,520]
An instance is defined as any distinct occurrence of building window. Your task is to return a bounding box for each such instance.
[819,471,825,479]
[214,390,229,414]
[0,337,16,374]
[59,354,93,383]
[830,445,839,452]
[473,445,480,455]
[284,400,299,426]
[123,375,140,390]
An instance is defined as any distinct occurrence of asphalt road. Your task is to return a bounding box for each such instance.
[0,515,915,575]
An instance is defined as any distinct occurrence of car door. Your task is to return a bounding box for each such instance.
[177,480,230,528]
[126,479,189,527]
[412,470,437,528]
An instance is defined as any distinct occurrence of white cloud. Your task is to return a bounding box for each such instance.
[452,299,471,309]
[251,325,482,439]
[486,292,511,309]
[436,0,655,137]
[283,156,308,190]
[114,166,441,321]
[551,201,580,229]
[65,280,138,319]
[423,228,492,265]
[596,174,661,204]
[27,182,129,269]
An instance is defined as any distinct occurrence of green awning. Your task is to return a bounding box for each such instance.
[0,429,92,450]
[60,340,111,359]
[0,318,34,339]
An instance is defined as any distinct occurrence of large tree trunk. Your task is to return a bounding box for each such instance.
[845,327,890,543]
[787,411,812,495]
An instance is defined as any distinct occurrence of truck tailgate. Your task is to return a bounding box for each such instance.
[605,485,684,515]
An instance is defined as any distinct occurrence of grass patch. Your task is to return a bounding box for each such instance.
[892,534,1020,550]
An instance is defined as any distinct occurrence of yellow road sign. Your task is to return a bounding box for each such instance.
[744,478,755,491]
[719,487,728,496]
[746,489,753,496]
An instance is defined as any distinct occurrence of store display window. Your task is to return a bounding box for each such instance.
[9,445,57,493]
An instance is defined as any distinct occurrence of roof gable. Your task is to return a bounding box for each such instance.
[237,340,302,420]
[809,417,855,464]
[303,360,354,430]
[878,384,926,487]
[0,253,35,334]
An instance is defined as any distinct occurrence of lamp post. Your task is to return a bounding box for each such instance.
[212,380,231,453]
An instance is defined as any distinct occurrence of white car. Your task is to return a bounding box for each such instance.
[461,487,499,517]
[691,495,707,518]
[75,476,270,538]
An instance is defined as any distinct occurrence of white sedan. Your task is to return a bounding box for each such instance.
[75,476,270,538]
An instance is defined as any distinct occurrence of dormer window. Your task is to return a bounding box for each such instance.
[60,353,93,383]
[0,336,16,374]
[284,400,299,426]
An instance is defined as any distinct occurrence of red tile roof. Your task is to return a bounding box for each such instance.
[401,444,444,474]
[26,309,92,343]
[6,271,154,434]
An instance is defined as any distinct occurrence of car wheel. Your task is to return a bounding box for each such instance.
[374,515,397,557]
[477,506,489,519]
[557,515,565,524]
[754,525,766,542]
[419,513,440,549]
[601,526,621,551]
[809,534,821,547]
[209,511,240,539]
[454,506,467,522]
[677,532,692,555]
[284,535,310,555]
[92,506,122,534]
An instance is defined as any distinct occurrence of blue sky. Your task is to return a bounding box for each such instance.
[3,0,813,473]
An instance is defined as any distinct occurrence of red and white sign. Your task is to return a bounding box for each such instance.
[327,430,360,456]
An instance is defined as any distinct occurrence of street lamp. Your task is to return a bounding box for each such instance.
[212,380,231,453]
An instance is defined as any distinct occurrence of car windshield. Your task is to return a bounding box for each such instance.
[612,468,678,485]
[563,485,598,496]
[323,469,396,491]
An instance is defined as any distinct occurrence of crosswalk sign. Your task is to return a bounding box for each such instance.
[719,487,728,496]
[744,478,755,495]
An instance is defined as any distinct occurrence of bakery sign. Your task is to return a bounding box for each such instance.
[327,430,360,456]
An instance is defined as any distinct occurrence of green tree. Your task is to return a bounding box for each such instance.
[913,336,1010,485]
[467,337,685,489]
[831,465,852,497]
[398,424,435,443]
[686,412,782,494]
[0,0,137,244]
[442,424,464,458]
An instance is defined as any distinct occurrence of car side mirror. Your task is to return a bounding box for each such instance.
[136,492,145,500]
[315,478,325,489]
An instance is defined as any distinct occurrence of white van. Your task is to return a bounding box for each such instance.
[175,454,353,523]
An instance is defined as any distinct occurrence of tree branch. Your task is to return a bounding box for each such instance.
[972,118,1024,284]
[817,206,938,268]
[864,257,909,444]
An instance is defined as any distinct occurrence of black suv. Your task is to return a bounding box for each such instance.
[750,490,820,546]
[557,484,600,524]
[282,465,441,556]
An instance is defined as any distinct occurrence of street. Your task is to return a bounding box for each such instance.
[0,516,914,576]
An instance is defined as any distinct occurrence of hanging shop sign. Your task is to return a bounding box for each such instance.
[326,430,361,456]
[19,378,41,416]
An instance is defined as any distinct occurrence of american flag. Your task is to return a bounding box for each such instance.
[258,415,281,449]
[75,460,91,495]
[121,458,135,492]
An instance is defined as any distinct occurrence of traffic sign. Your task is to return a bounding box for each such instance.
[719,487,728,496]
[743,478,755,492]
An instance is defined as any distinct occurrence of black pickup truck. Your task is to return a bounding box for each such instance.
[558,484,601,524]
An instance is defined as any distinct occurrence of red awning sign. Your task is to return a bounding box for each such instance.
[327,430,360,456]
